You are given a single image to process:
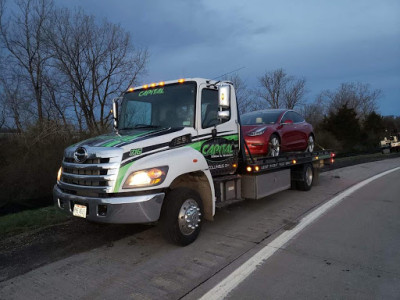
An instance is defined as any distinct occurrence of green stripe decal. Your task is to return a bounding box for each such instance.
[187,134,238,151]
[113,162,134,192]
[187,140,206,151]
[101,131,156,147]
[223,134,239,141]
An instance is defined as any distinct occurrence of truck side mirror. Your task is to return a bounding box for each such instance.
[112,98,119,129]
[218,110,230,120]
[218,85,230,108]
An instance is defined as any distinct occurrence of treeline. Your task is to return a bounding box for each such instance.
[0,0,147,213]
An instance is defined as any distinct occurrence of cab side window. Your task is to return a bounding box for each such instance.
[201,89,229,128]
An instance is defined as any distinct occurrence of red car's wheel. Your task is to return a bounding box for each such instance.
[306,135,315,152]
[268,134,280,157]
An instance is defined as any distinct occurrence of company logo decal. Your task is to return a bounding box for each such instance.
[200,138,234,162]
[138,88,164,97]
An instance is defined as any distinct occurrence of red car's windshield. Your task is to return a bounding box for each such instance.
[241,111,282,125]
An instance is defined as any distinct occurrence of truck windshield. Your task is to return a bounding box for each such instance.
[241,111,282,125]
[119,82,196,130]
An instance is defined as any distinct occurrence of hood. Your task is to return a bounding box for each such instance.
[71,127,184,149]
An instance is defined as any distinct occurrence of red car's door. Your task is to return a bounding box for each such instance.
[291,112,309,150]
[279,112,298,151]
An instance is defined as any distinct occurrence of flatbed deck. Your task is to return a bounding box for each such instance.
[240,150,334,173]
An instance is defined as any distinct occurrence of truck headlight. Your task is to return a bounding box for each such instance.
[122,166,168,189]
[57,167,62,181]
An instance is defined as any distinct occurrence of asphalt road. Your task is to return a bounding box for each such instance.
[223,168,400,299]
[1,158,400,299]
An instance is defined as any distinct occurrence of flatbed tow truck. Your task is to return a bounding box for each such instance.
[54,78,334,245]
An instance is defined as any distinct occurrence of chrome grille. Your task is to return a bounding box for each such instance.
[58,147,123,194]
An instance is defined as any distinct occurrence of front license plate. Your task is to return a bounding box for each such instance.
[73,204,87,218]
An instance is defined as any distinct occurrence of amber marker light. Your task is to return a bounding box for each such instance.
[255,166,260,172]
[193,159,198,163]
[57,167,62,181]
[178,78,185,83]
[143,84,149,89]
[331,158,335,164]
[232,163,237,168]
[150,83,156,88]
[158,81,165,86]
[292,160,297,164]
[246,166,252,172]
[315,156,319,160]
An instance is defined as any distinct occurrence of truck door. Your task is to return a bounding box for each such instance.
[196,84,239,175]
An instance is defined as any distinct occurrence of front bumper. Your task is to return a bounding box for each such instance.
[53,185,165,223]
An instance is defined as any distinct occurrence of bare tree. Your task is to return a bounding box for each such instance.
[319,82,381,121]
[257,68,287,108]
[42,71,70,127]
[226,74,263,114]
[49,8,148,133]
[257,68,306,109]
[0,0,54,126]
[284,78,306,109]
[0,75,31,132]
[300,95,326,126]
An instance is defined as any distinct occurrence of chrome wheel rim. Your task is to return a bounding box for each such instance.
[308,136,314,152]
[178,199,201,235]
[270,137,280,157]
[306,166,313,186]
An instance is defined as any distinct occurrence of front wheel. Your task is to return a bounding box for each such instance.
[306,135,315,153]
[160,188,203,246]
[268,134,280,157]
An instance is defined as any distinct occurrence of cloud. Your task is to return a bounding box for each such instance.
[55,0,400,115]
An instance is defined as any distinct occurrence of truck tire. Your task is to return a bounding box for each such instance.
[296,163,314,191]
[160,188,203,246]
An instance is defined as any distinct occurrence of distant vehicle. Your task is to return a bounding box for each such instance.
[241,109,315,157]
[380,134,400,154]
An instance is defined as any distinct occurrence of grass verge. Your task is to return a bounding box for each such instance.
[0,206,71,240]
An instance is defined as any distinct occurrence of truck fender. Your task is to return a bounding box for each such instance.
[117,146,215,220]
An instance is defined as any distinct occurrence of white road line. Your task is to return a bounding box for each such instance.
[199,166,400,300]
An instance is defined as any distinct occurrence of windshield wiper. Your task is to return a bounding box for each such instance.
[133,124,162,129]
[118,125,161,130]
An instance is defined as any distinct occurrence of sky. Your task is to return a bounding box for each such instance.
[55,0,400,115]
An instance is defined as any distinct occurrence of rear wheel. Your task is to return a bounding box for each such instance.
[160,188,203,246]
[268,134,280,157]
[296,163,314,191]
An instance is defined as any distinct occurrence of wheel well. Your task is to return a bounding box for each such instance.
[169,171,213,221]
[271,132,281,142]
